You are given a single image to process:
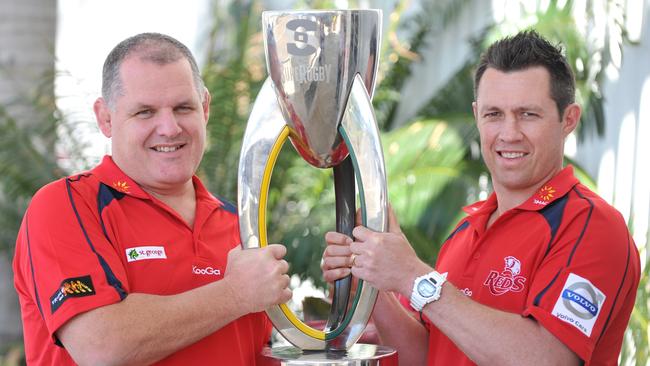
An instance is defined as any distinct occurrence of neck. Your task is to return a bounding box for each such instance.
[488,178,553,229]
[144,180,197,227]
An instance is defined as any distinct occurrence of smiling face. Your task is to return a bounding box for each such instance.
[473,66,580,201]
[94,55,210,195]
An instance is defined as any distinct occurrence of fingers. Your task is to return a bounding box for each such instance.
[352,225,373,241]
[325,231,353,246]
[278,259,289,274]
[322,254,352,269]
[323,267,351,283]
[280,287,293,304]
[323,241,352,257]
[266,244,287,259]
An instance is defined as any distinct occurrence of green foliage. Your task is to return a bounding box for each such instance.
[383,119,481,263]
[620,253,650,365]
[0,73,84,251]
[198,1,266,201]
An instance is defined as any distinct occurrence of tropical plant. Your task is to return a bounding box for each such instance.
[0,72,88,252]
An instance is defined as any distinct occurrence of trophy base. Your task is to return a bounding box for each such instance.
[258,344,397,365]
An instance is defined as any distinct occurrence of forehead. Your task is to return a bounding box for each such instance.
[476,66,553,108]
[116,56,199,106]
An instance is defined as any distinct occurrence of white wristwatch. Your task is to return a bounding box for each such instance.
[410,270,448,311]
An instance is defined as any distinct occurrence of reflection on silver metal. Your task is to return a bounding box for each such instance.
[238,10,387,351]
[264,10,381,168]
[259,344,397,365]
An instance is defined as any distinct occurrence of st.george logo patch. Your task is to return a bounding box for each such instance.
[125,246,167,262]
[50,275,95,314]
[552,273,606,336]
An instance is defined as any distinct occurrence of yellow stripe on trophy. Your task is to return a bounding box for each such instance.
[258,125,326,341]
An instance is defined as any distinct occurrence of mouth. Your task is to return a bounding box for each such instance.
[151,144,186,153]
[497,151,527,159]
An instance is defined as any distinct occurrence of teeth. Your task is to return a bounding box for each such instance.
[154,146,180,152]
[501,152,525,159]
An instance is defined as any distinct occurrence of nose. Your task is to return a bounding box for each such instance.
[155,109,182,137]
[498,115,523,142]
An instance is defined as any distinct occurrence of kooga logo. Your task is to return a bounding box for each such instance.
[192,265,221,276]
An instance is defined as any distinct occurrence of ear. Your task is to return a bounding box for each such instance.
[201,88,211,123]
[561,103,581,137]
[94,98,113,138]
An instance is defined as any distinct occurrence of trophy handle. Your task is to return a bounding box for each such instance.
[329,73,388,349]
[238,78,287,250]
[325,158,355,335]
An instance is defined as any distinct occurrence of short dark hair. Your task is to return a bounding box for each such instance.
[474,30,576,117]
[101,32,205,108]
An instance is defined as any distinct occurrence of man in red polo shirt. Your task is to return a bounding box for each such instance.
[13,33,292,365]
[322,31,640,365]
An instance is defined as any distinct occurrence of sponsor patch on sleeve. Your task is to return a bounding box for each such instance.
[50,275,96,314]
[551,273,606,337]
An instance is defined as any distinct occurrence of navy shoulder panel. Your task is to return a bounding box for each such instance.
[538,193,570,256]
[533,188,595,307]
[214,195,237,215]
[65,179,127,301]
[443,220,470,245]
[97,183,126,216]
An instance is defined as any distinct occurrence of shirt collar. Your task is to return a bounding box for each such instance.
[462,165,580,217]
[91,155,224,209]
[517,165,579,211]
[92,156,149,199]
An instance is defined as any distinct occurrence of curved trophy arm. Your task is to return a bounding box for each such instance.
[238,78,327,350]
[238,78,287,250]
[329,73,388,349]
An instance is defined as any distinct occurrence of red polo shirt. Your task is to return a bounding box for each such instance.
[425,166,640,366]
[13,155,271,365]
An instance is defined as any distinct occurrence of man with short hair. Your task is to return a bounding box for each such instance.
[14,33,292,365]
[322,30,640,365]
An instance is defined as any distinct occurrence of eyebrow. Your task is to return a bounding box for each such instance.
[478,104,544,113]
[127,99,197,111]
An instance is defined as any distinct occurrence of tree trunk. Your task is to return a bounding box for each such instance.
[0,0,57,347]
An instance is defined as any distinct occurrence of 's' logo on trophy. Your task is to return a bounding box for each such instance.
[238,9,396,364]
[286,19,317,56]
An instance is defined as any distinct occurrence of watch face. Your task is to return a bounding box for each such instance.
[417,279,436,297]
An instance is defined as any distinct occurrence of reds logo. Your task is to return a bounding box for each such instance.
[483,256,527,296]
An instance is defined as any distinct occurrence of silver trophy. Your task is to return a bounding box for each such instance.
[238,9,394,364]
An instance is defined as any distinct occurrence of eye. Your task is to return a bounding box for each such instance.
[483,111,501,119]
[521,111,539,118]
[134,109,153,118]
[175,105,194,114]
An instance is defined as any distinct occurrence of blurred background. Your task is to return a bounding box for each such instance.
[1,0,648,364]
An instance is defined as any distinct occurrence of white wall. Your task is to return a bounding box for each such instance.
[574,0,650,260]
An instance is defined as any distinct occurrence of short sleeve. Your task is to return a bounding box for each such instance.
[14,178,129,340]
[523,199,640,363]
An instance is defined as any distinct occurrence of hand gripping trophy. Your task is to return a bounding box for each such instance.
[238,10,396,364]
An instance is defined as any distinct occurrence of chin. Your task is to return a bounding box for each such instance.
[155,171,194,185]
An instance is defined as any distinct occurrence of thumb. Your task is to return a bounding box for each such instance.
[387,204,402,234]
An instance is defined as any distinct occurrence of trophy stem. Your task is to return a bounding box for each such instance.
[326,157,356,346]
